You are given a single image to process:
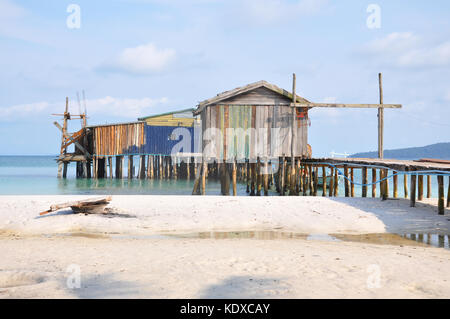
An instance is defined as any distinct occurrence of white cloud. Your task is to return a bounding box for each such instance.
[0,96,169,121]
[86,96,169,117]
[363,32,450,68]
[105,43,176,75]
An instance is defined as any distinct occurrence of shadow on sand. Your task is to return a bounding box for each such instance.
[199,275,290,298]
[329,197,450,234]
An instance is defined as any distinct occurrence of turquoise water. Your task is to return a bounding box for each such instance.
[0,156,273,195]
[0,156,446,196]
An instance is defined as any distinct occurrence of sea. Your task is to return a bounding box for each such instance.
[0,155,445,197]
[0,155,263,195]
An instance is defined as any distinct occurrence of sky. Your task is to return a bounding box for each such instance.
[0,0,449,156]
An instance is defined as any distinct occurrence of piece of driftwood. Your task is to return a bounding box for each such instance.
[39,196,112,216]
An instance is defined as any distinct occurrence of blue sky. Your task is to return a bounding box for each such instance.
[0,0,449,156]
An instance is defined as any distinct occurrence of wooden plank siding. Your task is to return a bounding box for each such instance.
[92,122,145,156]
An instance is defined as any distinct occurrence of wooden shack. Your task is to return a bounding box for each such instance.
[193,80,311,162]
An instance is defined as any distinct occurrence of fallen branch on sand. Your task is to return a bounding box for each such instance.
[39,196,112,216]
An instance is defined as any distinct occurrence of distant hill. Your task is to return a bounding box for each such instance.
[349,142,450,160]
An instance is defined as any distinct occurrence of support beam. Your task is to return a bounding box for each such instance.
[378,73,384,159]
[410,171,416,207]
[438,175,444,215]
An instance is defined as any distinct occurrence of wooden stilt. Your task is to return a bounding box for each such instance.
[246,160,250,193]
[93,157,97,179]
[313,166,318,196]
[322,166,327,196]
[329,167,334,197]
[404,169,408,199]
[256,157,261,196]
[350,168,355,197]
[344,165,349,197]
[393,171,398,198]
[108,157,113,179]
[201,160,207,195]
[447,176,450,208]
[115,156,123,179]
[128,155,133,179]
[264,160,269,196]
[426,175,431,198]
[418,175,423,201]
[362,167,368,197]
[192,163,201,195]
[280,156,285,196]
[382,169,388,200]
[438,175,444,215]
[333,167,338,197]
[63,162,68,179]
[410,170,416,207]
[57,162,63,178]
[372,168,377,197]
[232,159,237,196]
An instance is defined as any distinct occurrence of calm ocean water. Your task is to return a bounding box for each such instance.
[0,155,444,196]
[0,156,265,195]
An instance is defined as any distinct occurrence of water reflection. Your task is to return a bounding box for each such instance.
[165,231,450,250]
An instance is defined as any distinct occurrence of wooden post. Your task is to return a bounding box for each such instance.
[344,165,349,197]
[322,166,327,196]
[173,157,178,180]
[115,156,123,179]
[362,167,368,197]
[192,163,201,195]
[410,170,416,207]
[329,167,334,197]
[246,160,250,193]
[291,73,297,196]
[393,171,398,198]
[264,160,269,196]
[378,73,384,159]
[382,169,388,200]
[280,156,285,196]
[147,155,153,179]
[104,158,108,178]
[372,168,377,197]
[426,175,431,198]
[333,167,338,197]
[128,155,133,179]
[313,166,318,196]
[93,157,97,179]
[256,157,262,196]
[438,175,444,215]
[232,159,237,196]
[404,168,408,198]
[201,160,207,195]
[108,157,113,179]
[309,165,314,196]
[186,158,190,180]
[418,175,423,201]
[447,176,450,208]
[350,168,355,197]
[62,162,68,179]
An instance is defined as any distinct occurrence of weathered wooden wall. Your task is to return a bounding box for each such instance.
[92,122,145,156]
[202,104,308,160]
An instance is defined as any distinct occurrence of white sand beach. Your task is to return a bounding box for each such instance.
[0,195,449,298]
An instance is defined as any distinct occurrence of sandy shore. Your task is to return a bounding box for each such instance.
[0,195,449,298]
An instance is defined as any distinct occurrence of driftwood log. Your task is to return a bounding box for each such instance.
[39,196,112,216]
